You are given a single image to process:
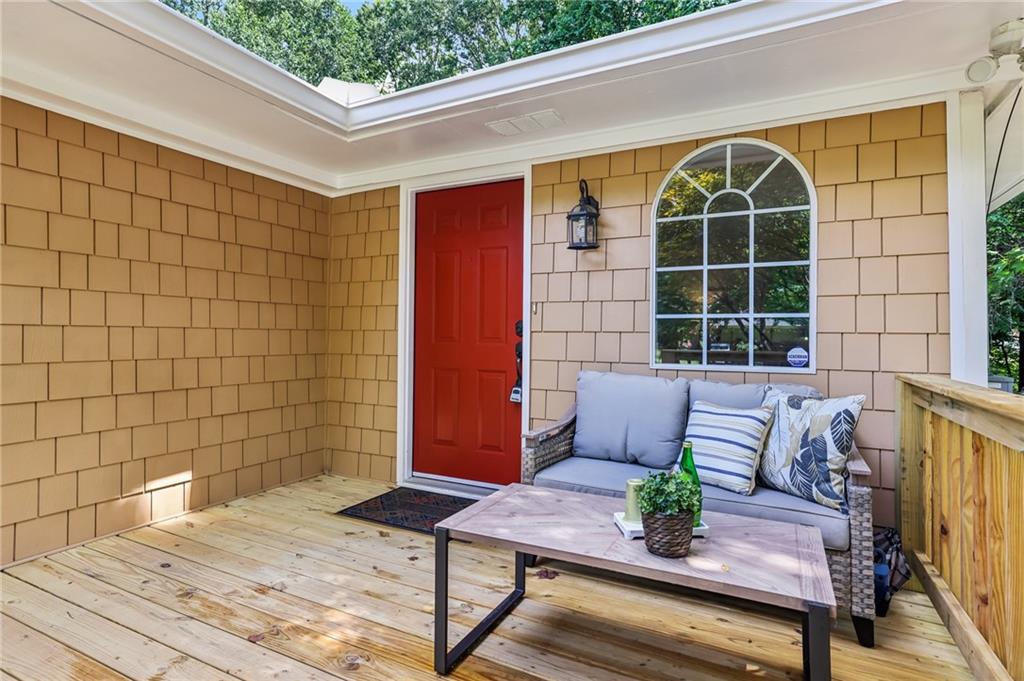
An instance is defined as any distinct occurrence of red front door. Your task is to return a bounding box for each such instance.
[413,180,524,485]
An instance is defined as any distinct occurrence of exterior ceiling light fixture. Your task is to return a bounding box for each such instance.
[567,179,600,250]
[965,18,1024,83]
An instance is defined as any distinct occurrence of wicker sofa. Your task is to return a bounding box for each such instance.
[522,375,877,648]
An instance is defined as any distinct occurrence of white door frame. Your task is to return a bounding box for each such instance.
[395,162,533,490]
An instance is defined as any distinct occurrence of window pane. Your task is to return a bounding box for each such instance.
[731,144,779,192]
[656,270,703,314]
[752,317,810,367]
[707,318,749,366]
[655,319,703,365]
[707,214,748,264]
[754,265,809,313]
[685,145,728,196]
[706,191,749,214]
[707,267,748,314]
[657,219,702,266]
[749,159,809,208]
[754,210,810,262]
[657,174,706,218]
[652,141,816,371]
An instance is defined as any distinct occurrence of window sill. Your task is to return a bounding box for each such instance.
[649,363,816,374]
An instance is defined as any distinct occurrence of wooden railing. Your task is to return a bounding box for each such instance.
[897,374,1023,681]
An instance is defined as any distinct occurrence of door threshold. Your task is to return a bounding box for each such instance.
[402,475,495,500]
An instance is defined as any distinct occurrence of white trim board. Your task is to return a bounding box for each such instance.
[946,90,990,386]
[395,163,533,488]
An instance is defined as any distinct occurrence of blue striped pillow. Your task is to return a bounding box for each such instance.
[684,400,774,495]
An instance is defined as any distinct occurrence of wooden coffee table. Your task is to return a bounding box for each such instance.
[434,483,836,680]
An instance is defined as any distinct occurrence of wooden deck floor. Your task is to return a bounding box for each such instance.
[1,475,971,680]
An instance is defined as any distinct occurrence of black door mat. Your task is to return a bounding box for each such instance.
[337,487,477,535]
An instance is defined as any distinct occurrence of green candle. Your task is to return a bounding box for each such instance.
[624,478,643,522]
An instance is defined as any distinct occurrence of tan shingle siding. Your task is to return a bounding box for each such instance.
[0,97,329,563]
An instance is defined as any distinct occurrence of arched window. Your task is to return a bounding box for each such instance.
[650,139,816,371]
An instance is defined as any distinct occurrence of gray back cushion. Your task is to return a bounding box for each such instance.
[687,381,823,414]
[689,380,767,410]
[573,371,689,469]
[766,382,824,399]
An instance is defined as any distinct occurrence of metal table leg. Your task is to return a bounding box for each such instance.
[802,602,831,681]
[434,527,526,675]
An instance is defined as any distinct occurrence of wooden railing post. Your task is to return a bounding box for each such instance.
[896,378,922,554]
[894,374,1023,681]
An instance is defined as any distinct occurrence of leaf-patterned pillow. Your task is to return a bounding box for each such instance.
[759,389,865,512]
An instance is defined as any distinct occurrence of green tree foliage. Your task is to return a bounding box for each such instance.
[354,0,463,92]
[988,193,1024,391]
[163,0,734,92]
[527,0,729,54]
[165,0,363,85]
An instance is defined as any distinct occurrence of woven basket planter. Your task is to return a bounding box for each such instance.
[642,511,695,558]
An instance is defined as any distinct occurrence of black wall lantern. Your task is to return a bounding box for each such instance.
[566,179,600,250]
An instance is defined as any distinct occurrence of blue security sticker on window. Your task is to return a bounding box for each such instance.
[787,347,809,368]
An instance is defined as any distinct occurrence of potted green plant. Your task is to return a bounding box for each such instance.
[637,470,702,558]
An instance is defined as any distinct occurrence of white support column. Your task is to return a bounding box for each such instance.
[945,90,989,386]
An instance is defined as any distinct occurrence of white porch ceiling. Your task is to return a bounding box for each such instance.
[2,0,1021,195]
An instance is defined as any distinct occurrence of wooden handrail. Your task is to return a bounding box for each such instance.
[898,373,1024,428]
[896,374,1022,681]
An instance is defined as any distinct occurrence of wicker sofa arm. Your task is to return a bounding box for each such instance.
[522,407,576,484]
[846,480,875,620]
[847,445,872,486]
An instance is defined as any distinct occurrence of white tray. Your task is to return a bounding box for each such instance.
[614,512,710,539]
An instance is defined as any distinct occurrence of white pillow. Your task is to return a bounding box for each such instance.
[760,389,865,512]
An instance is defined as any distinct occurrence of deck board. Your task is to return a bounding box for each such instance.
[1,475,973,680]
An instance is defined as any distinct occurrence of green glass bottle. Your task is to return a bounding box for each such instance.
[679,440,702,527]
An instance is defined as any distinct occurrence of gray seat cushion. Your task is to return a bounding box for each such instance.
[534,456,850,551]
[534,457,667,497]
[573,370,689,469]
[702,484,850,551]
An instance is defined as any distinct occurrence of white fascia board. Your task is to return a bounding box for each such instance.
[333,64,969,193]
[59,0,350,133]
[344,0,906,133]
[67,0,906,140]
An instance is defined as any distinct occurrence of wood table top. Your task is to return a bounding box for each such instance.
[438,484,836,615]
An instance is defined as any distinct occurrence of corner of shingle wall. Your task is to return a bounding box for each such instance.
[325,186,400,482]
[0,96,331,564]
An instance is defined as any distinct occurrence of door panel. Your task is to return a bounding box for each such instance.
[413,179,524,485]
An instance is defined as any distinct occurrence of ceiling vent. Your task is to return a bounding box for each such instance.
[485,109,565,136]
